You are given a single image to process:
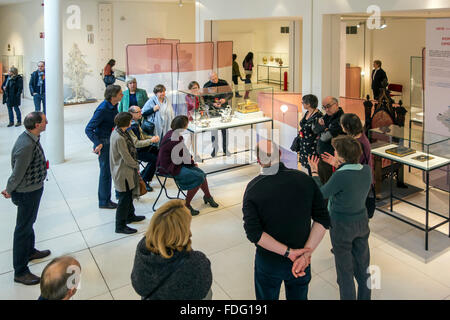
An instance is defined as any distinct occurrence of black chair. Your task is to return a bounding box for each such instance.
[152,167,187,211]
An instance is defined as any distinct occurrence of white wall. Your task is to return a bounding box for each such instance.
[0,0,196,100]
[215,19,291,83]
[344,19,425,105]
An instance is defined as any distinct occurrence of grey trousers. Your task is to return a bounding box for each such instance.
[330,217,371,300]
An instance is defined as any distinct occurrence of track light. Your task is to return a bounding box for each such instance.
[379,19,387,29]
[178,0,183,7]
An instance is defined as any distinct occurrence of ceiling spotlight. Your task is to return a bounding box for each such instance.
[280,104,289,113]
[178,0,183,7]
[379,19,387,29]
[356,23,361,28]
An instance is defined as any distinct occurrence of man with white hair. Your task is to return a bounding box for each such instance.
[203,72,233,157]
[242,139,330,300]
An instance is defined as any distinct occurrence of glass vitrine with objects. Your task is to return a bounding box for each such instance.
[369,125,449,251]
[178,84,274,133]
[177,84,274,174]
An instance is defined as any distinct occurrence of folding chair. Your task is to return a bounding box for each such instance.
[152,167,187,211]
[138,160,152,191]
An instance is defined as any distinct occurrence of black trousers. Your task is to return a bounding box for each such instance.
[211,129,228,154]
[115,181,136,229]
[138,149,157,182]
[11,187,44,277]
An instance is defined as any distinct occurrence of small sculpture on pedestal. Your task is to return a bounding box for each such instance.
[64,43,91,104]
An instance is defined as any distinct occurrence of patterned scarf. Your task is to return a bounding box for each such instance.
[116,127,138,162]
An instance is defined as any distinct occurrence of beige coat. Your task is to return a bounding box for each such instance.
[109,129,140,194]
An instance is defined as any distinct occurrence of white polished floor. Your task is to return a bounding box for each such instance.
[0,98,449,300]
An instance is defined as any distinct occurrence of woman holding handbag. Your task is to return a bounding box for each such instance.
[141,84,174,140]
[110,112,146,234]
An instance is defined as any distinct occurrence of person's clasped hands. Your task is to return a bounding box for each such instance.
[287,247,313,278]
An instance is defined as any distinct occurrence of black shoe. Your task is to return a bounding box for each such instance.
[99,202,118,209]
[211,150,217,158]
[187,205,200,216]
[14,273,40,286]
[203,196,219,208]
[115,226,137,234]
[145,185,153,192]
[235,93,242,98]
[7,123,14,127]
[15,122,21,127]
[127,215,146,223]
[29,249,51,262]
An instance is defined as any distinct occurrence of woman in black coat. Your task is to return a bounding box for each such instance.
[4,67,23,127]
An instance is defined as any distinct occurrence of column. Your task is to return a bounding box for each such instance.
[44,0,64,164]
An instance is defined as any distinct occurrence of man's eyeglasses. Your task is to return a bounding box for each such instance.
[322,103,336,110]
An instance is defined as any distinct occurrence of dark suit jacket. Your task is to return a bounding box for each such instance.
[371,68,387,95]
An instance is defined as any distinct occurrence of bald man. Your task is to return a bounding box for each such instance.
[39,256,81,300]
[203,72,233,157]
[242,140,329,300]
[312,96,345,184]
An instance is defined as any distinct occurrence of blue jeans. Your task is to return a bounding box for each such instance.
[254,252,311,300]
[98,142,112,206]
[11,187,44,277]
[33,93,46,114]
[7,104,21,124]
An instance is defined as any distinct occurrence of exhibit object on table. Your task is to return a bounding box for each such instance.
[412,155,434,162]
[262,56,268,64]
[237,99,260,114]
[385,146,417,157]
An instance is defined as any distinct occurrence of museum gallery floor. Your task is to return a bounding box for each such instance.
[0,99,449,300]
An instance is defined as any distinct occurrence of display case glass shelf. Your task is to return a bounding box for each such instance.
[178,84,274,133]
[369,125,450,171]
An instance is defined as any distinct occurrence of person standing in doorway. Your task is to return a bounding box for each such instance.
[232,54,244,98]
[85,85,123,209]
[2,112,51,285]
[371,60,388,100]
[243,52,254,99]
[29,61,46,114]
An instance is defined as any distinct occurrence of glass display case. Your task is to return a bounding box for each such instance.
[410,56,424,125]
[178,84,274,133]
[369,125,449,172]
[177,84,274,173]
[369,125,449,251]
[2,55,24,75]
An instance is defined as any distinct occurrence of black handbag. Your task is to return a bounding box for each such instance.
[361,145,376,219]
[141,117,155,136]
[290,134,301,152]
[366,185,376,219]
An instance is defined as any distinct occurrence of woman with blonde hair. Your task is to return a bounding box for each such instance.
[131,199,212,300]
